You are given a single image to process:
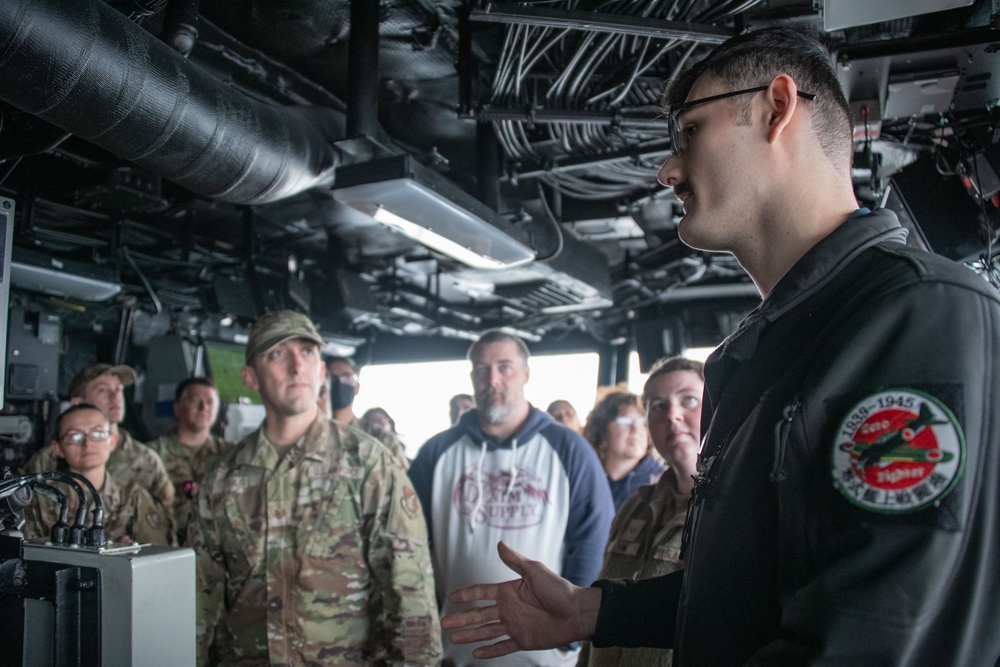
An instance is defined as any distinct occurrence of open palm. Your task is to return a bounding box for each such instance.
[441,541,601,659]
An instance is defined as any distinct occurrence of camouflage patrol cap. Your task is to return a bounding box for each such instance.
[68,364,137,398]
[245,310,324,361]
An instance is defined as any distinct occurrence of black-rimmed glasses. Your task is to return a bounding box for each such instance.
[667,85,817,157]
[59,428,111,448]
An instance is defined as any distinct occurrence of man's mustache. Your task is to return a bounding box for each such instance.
[673,181,693,200]
[478,388,507,400]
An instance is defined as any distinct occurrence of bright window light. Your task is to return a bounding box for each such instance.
[353,352,600,459]
[683,346,717,363]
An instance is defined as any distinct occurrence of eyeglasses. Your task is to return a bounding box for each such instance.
[331,372,359,386]
[59,429,111,448]
[613,416,647,428]
[667,85,816,157]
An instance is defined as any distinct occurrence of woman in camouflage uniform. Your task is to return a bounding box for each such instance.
[22,403,174,546]
[579,357,704,667]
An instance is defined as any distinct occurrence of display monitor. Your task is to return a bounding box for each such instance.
[203,342,260,405]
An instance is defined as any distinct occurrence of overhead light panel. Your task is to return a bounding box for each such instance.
[10,247,122,302]
[10,262,122,301]
[333,155,535,271]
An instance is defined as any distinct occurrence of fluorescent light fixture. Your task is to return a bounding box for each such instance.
[333,155,535,271]
[372,206,515,270]
[10,261,121,301]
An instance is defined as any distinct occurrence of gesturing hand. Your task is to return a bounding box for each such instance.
[440,541,602,659]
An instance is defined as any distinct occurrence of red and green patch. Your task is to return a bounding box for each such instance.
[400,486,420,519]
[831,389,964,514]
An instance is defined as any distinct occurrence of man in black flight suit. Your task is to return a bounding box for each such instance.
[441,26,1000,667]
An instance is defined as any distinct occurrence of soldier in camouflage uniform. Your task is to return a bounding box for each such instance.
[22,403,173,546]
[21,363,175,510]
[147,377,230,545]
[186,310,442,666]
[325,355,410,469]
[577,358,704,667]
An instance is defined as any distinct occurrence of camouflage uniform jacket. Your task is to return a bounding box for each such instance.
[22,471,174,546]
[22,428,175,510]
[578,469,689,667]
[188,415,442,667]
[348,416,409,471]
[147,432,230,545]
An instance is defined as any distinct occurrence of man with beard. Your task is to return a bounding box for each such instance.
[187,311,442,666]
[409,330,613,667]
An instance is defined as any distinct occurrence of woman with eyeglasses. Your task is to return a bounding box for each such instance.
[21,403,174,546]
[583,391,665,513]
[578,357,704,667]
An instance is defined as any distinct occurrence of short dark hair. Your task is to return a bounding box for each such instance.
[324,356,358,372]
[642,356,705,410]
[583,391,647,457]
[362,407,396,433]
[467,330,530,363]
[175,376,216,402]
[52,403,109,442]
[665,26,853,170]
[450,393,473,408]
[546,399,575,416]
[68,364,136,398]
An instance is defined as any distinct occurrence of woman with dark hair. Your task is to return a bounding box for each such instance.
[579,356,704,667]
[583,391,665,512]
[361,407,397,439]
[22,403,174,546]
[546,399,582,433]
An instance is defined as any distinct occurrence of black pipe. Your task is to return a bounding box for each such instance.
[458,3,474,117]
[476,122,501,210]
[0,0,344,204]
[614,340,630,386]
[597,343,619,386]
[347,0,380,138]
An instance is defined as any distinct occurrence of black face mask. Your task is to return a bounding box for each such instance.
[329,381,356,412]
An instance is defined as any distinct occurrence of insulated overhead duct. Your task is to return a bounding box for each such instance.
[0,0,344,204]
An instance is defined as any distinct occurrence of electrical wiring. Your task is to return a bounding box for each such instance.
[534,181,566,262]
[486,0,754,202]
[123,246,163,314]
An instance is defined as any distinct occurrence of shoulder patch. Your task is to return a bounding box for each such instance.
[400,485,420,519]
[831,389,965,514]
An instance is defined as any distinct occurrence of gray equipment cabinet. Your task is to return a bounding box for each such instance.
[0,537,195,666]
